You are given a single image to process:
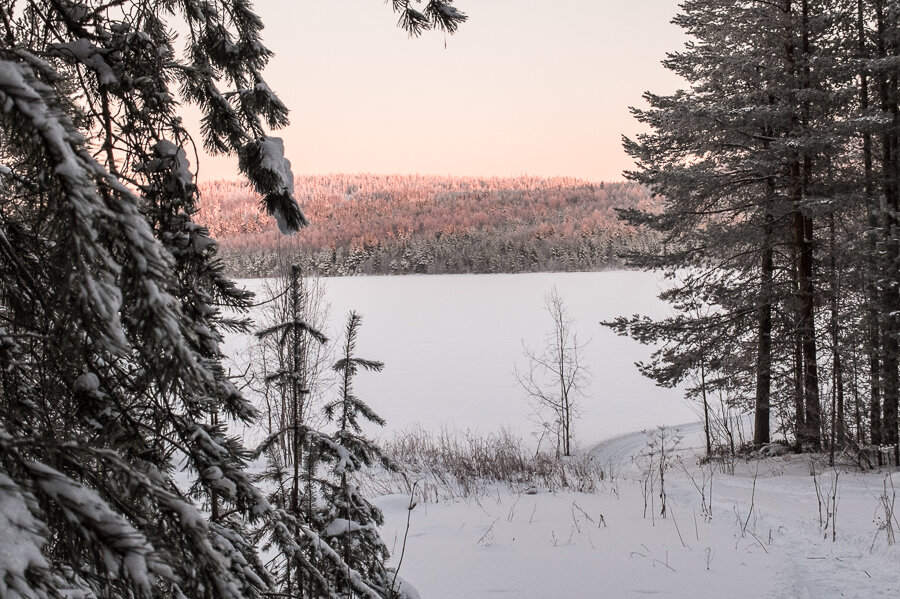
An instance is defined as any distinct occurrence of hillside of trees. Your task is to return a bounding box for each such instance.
[195,175,659,277]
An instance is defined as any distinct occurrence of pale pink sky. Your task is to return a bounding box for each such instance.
[189,0,685,183]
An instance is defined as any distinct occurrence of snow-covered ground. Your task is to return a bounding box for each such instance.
[225,272,900,598]
[376,426,900,598]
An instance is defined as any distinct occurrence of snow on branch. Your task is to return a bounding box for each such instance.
[0,59,128,353]
[0,473,51,599]
[392,0,468,36]
[238,136,307,234]
[24,460,161,593]
[255,318,328,345]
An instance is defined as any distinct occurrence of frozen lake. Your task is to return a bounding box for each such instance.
[226,271,694,448]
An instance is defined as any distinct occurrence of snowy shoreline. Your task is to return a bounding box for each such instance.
[375,424,900,599]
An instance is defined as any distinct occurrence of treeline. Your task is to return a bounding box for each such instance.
[607,0,900,463]
[195,174,659,277]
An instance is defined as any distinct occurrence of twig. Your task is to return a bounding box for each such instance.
[741,464,759,537]
[476,518,500,546]
[391,481,418,595]
[507,494,520,523]
[652,558,677,572]
[572,501,601,527]
[746,529,769,554]
[670,504,687,549]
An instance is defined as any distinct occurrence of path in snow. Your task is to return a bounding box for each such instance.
[589,423,900,599]
[588,421,705,474]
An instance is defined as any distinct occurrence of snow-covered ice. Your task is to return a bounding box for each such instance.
[225,271,695,446]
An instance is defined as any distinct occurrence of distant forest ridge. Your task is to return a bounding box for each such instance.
[195,174,660,277]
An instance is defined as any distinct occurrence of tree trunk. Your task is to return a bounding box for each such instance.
[288,266,306,599]
[876,0,900,464]
[754,206,774,446]
[791,181,821,449]
[860,0,883,450]
[794,0,821,450]
[701,353,712,456]
[829,213,846,450]
[798,210,821,450]
[792,250,806,442]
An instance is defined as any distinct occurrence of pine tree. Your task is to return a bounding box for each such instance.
[869,0,900,463]
[614,0,851,449]
[611,0,900,459]
[605,285,756,457]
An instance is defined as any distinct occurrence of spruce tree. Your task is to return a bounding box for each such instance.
[0,0,308,595]
[322,311,393,598]
[0,0,466,597]
[255,265,331,598]
[254,281,399,599]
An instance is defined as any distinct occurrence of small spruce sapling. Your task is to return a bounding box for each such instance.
[322,311,396,597]
[254,265,330,598]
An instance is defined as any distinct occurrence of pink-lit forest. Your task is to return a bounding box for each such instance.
[196,174,659,276]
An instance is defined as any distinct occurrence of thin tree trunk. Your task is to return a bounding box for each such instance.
[291,268,301,516]
[859,0,883,451]
[792,249,806,443]
[857,0,883,451]
[701,353,712,456]
[852,348,863,444]
[210,411,219,521]
[876,0,900,464]
[799,211,821,450]
[837,356,846,446]
[795,0,821,450]
[754,189,775,446]
[783,0,818,449]
[829,213,846,450]
[288,266,306,599]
